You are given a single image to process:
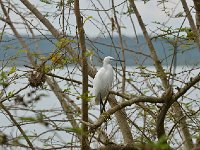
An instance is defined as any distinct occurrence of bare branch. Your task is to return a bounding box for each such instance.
[0,103,35,150]
[180,0,200,51]
[128,0,169,89]
[173,73,200,100]
[90,95,164,131]
[193,0,200,31]
[74,0,89,149]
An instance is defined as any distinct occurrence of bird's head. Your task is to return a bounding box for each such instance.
[103,56,114,64]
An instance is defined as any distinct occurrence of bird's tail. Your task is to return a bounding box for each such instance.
[95,96,100,105]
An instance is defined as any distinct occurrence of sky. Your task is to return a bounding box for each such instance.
[1,0,195,37]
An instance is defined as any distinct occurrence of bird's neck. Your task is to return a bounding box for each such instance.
[103,63,111,68]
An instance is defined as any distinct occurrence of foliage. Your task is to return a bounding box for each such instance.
[0,0,200,150]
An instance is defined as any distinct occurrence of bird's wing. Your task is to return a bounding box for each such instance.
[105,66,114,89]
[93,68,104,90]
[93,67,107,104]
[93,65,114,105]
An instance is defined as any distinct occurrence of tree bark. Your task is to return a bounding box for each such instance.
[172,103,193,150]
[74,0,89,149]
[111,0,126,95]
[181,0,200,51]
[128,0,169,89]
[129,2,194,149]
[193,0,200,31]
[128,0,169,140]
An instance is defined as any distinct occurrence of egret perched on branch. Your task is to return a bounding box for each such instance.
[93,56,114,113]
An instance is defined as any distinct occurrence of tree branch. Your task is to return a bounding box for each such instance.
[128,0,169,89]
[156,72,200,146]
[2,0,82,143]
[0,0,35,65]
[90,96,164,131]
[19,0,60,39]
[193,0,200,31]
[18,1,136,145]
[180,0,200,51]
[0,103,35,150]
[19,0,95,77]
[74,0,89,149]
[94,143,138,150]
[173,73,200,101]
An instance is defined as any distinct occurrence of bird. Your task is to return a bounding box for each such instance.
[93,56,114,114]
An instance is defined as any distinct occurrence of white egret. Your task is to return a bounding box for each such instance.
[93,56,114,113]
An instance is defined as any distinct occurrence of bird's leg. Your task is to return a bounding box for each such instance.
[100,93,103,114]
[99,94,108,131]
[103,93,111,120]
[102,96,108,113]
[103,93,111,131]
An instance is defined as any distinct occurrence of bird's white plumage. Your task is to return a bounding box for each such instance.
[93,56,114,105]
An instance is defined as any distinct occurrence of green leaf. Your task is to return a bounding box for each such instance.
[1,82,9,88]
[18,117,36,122]
[18,49,28,54]
[63,88,70,93]
[83,16,93,24]
[175,12,184,18]
[0,71,7,79]
[77,92,94,101]
[84,50,94,57]
[64,127,82,134]
[8,66,16,75]
[67,0,74,5]
[8,90,15,97]
[37,113,45,120]
[147,136,169,149]
[55,38,75,49]
[40,0,51,4]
